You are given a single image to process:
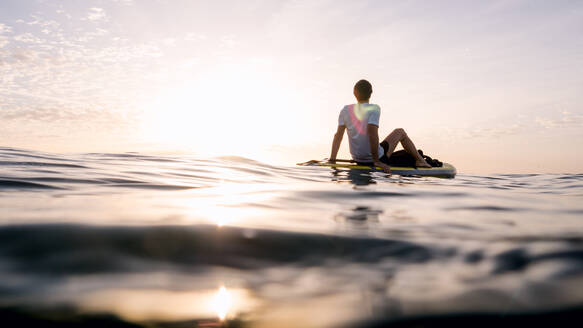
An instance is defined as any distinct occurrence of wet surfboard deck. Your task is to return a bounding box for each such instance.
[297,160,457,178]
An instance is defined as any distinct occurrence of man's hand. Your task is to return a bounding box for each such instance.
[374,161,391,173]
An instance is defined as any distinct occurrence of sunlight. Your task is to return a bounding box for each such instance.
[80,286,258,323]
[140,62,291,156]
[176,183,280,227]
[212,286,232,320]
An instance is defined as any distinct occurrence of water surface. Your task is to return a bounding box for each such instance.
[1,147,582,327]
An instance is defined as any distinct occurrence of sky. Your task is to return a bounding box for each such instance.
[1,0,582,173]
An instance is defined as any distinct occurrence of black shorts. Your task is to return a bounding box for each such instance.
[356,141,390,166]
[379,140,390,164]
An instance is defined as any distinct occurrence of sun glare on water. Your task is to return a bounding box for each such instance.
[212,286,232,321]
[80,285,257,323]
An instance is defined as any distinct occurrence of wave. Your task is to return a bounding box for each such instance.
[0,224,437,274]
[0,179,63,190]
[1,224,582,277]
[0,160,88,169]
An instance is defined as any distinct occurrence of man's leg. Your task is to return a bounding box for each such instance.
[383,128,430,167]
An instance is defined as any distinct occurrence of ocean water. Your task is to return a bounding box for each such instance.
[1,147,582,327]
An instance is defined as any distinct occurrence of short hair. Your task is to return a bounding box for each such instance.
[354,79,372,101]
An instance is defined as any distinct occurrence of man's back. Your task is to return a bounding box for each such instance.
[338,103,383,162]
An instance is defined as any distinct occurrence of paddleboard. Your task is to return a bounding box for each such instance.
[298,160,456,178]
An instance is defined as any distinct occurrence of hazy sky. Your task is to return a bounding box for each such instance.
[1,0,582,173]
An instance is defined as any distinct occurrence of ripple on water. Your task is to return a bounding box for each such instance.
[0,147,582,327]
[0,179,64,190]
[0,161,88,169]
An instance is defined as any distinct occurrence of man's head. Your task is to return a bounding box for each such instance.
[353,79,372,102]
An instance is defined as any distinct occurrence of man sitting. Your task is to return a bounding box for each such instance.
[329,79,431,173]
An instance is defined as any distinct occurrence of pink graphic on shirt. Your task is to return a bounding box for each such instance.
[348,104,366,135]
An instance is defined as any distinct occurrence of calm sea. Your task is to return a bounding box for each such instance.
[1,147,582,327]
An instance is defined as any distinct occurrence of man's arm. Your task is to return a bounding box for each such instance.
[367,124,391,173]
[329,125,345,162]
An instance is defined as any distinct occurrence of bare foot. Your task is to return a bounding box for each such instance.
[415,159,431,168]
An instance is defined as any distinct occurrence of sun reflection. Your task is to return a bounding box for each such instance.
[178,183,279,228]
[79,285,259,323]
[212,286,232,320]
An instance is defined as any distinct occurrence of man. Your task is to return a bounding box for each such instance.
[329,79,431,173]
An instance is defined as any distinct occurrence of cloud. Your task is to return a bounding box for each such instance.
[1,105,126,127]
[434,122,528,141]
[13,33,43,44]
[0,23,11,48]
[87,8,107,22]
[184,33,207,42]
[0,5,177,139]
[111,0,134,5]
[431,109,583,142]
[535,111,583,129]
[22,14,61,29]
[0,23,12,34]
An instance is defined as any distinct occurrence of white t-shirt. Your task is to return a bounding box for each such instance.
[338,103,384,162]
